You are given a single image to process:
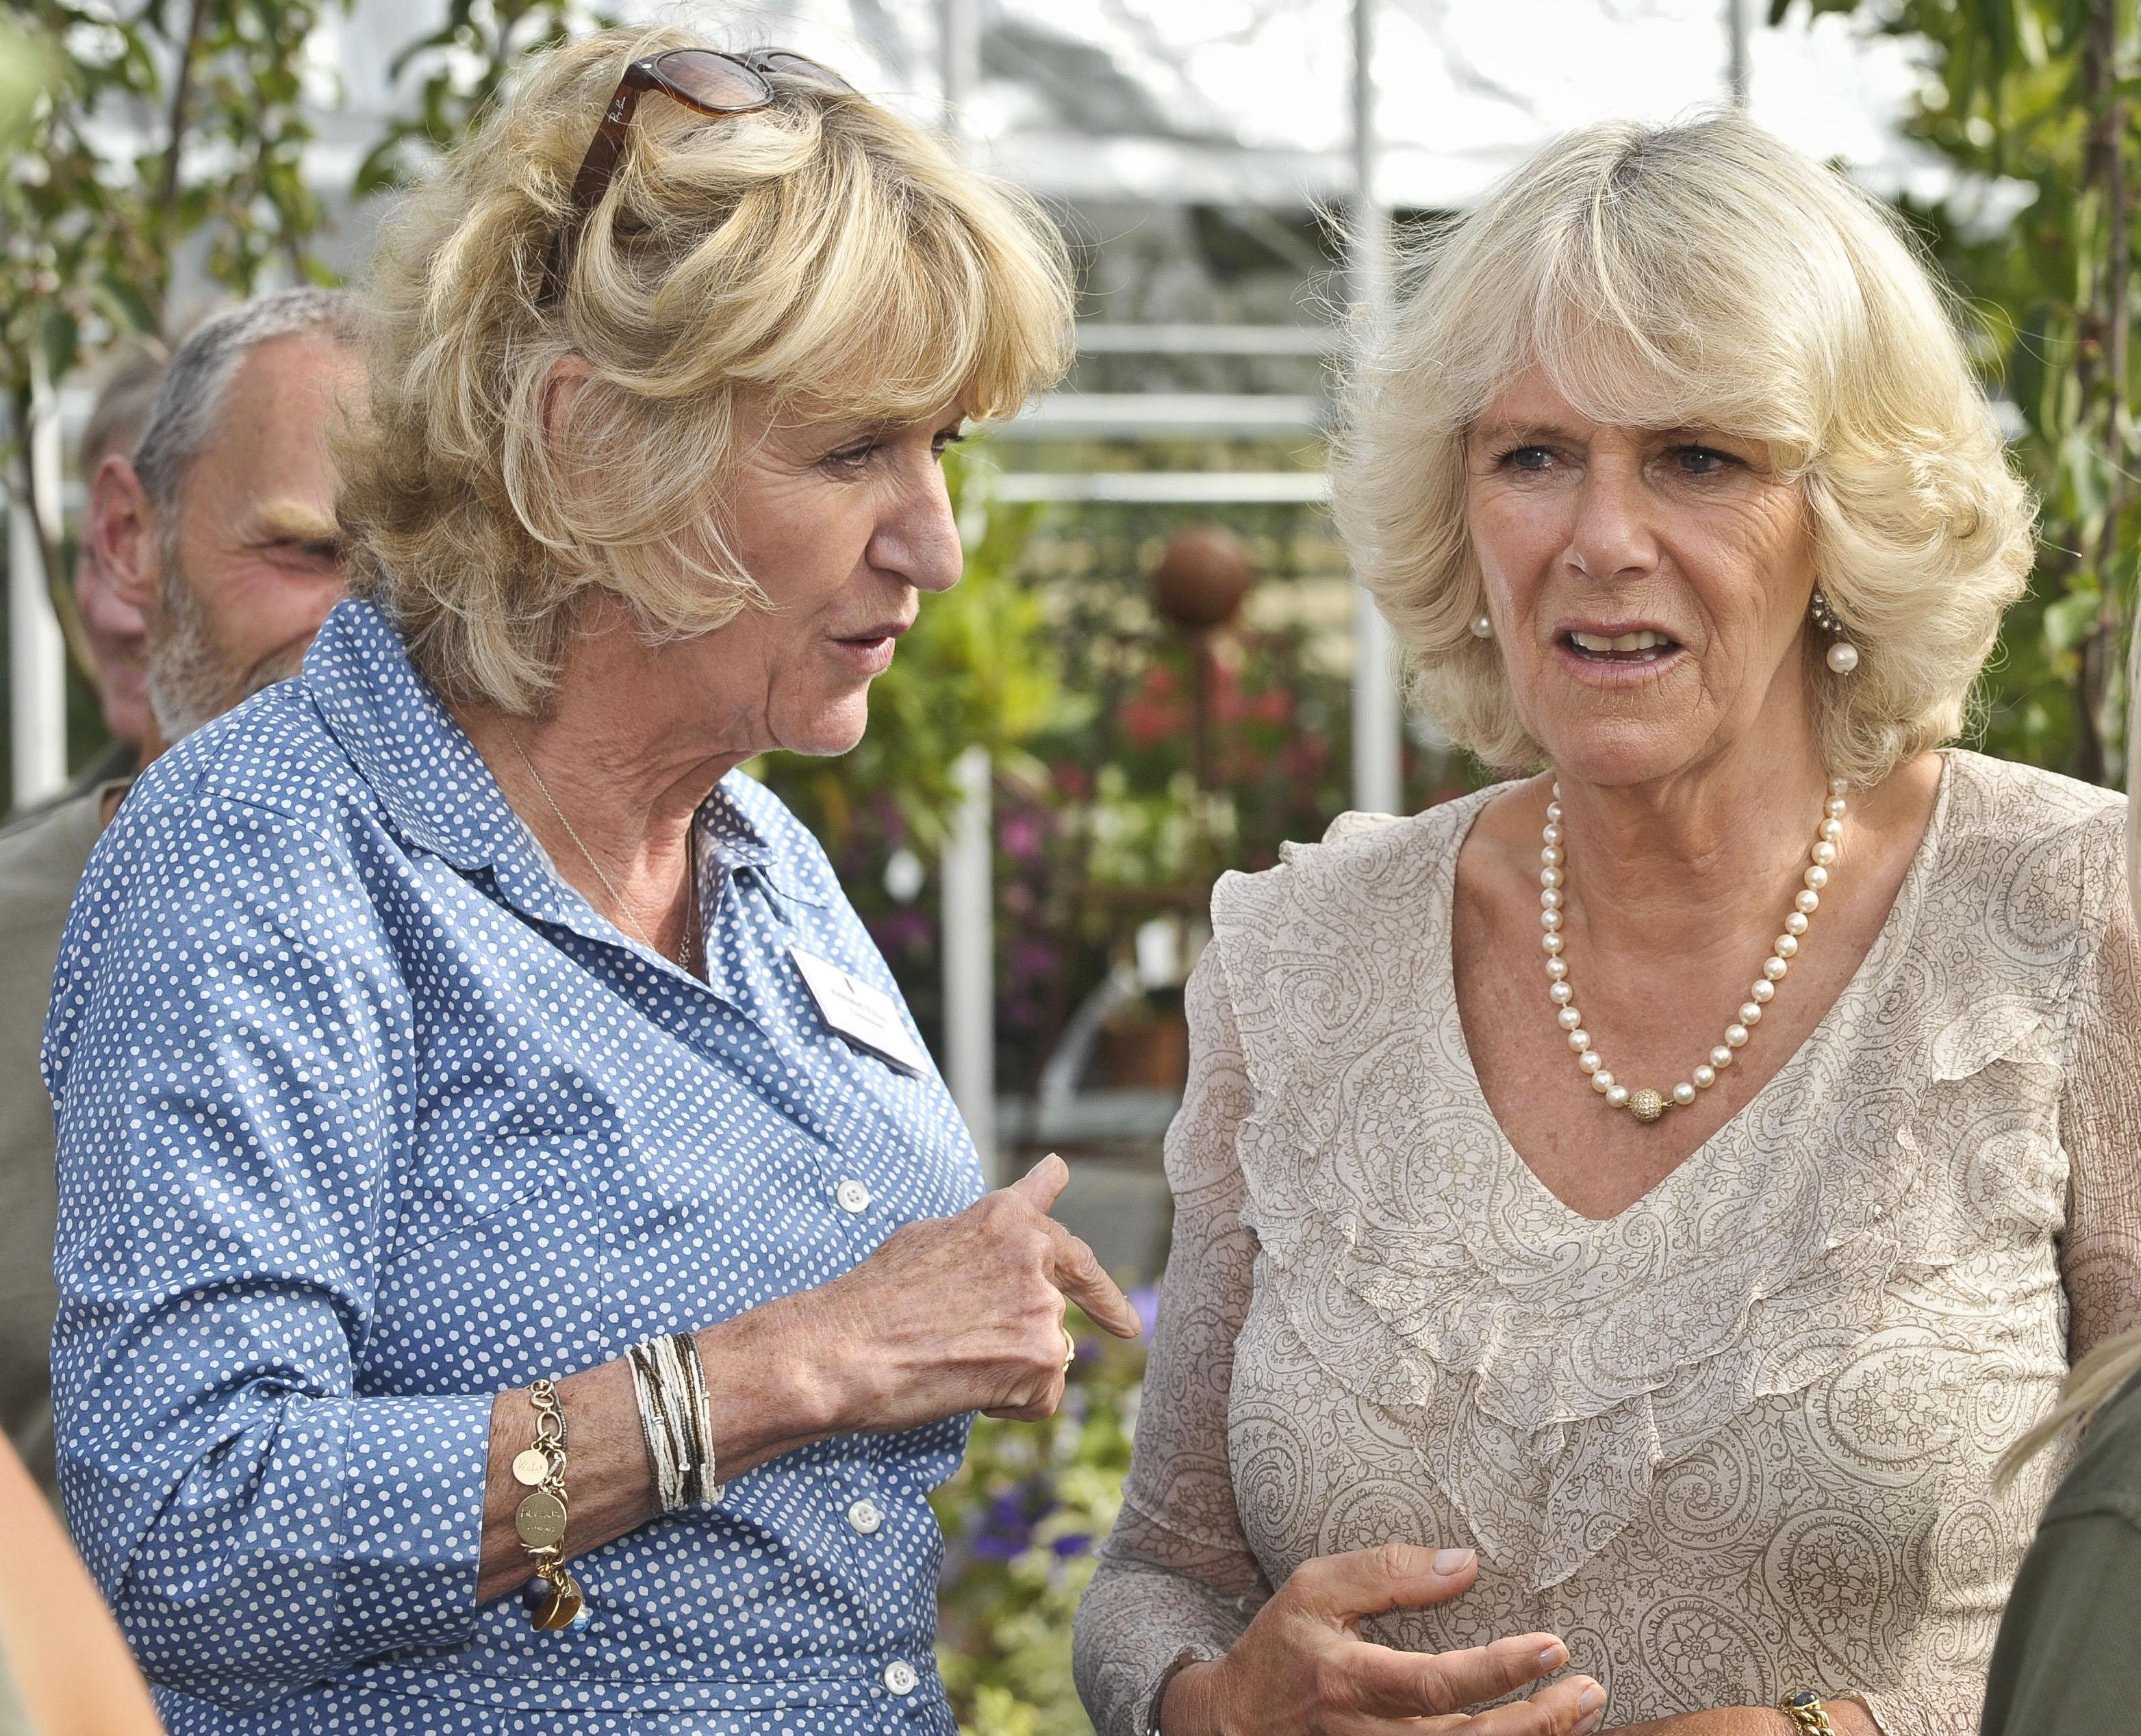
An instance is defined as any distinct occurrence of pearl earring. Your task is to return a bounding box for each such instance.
[1471,613,1494,640]
[1809,587,1858,674]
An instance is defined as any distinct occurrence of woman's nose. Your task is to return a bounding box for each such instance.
[876,469,964,594]
[1564,465,1660,584]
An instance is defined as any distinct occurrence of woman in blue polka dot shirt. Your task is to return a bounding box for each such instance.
[42,29,1143,1735]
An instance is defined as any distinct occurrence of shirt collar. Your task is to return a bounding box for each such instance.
[302,599,796,945]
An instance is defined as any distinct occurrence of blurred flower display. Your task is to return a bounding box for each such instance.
[757,457,1409,1095]
[930,1303,1156,1736]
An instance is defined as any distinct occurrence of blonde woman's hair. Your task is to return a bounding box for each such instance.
[336,26,1075,713]
[1997,631,2141,1481]
[1331,107,2036,785]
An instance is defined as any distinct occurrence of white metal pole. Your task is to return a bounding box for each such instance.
[937,3,998,1180]
[941,0,980,146]
[9,364,66,810]
[1349,0,1403,817]
[941,743,998,1181]
[1725,0,1751,106]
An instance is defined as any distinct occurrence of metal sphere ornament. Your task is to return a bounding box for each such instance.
[1150,526,1256,630]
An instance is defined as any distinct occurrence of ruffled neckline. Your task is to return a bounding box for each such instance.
[1211,751,2077,1588]
[1435,758,1947,1228]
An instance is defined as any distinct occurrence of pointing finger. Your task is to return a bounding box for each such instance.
[1006,1152,1069,1212]
[1047,1223,1141,1338]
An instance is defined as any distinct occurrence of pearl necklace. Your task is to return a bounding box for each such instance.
[1541,776,1849,1125]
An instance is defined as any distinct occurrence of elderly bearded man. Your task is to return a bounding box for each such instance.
[0,288,361,1498]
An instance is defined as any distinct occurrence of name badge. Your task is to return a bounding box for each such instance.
[791,947,931,1077]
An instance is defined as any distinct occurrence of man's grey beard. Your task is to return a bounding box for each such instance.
[145,552,308,742]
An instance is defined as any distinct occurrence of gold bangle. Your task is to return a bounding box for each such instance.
[512,1379,590,1631]
[1777,1692,1837,1735]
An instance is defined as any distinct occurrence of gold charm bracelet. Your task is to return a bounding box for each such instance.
[513,1379,590,1631]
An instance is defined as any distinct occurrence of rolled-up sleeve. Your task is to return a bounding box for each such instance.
[42,789,491,1709]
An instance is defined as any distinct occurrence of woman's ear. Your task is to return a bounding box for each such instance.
[540,354,598,467]
[88,454,159,615]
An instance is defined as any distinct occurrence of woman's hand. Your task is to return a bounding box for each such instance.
[479,1158,1132,1600]
[1162,1545,1606,1736]
[789,1153,1142,1434]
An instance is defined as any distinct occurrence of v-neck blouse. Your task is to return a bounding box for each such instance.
[1443,758,1947,1231]
[1075,750,2141,1736]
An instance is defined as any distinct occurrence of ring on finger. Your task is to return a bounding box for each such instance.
[1061,1327,1076,1372]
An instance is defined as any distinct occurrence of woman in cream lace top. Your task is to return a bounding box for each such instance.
[1074,112,2141,1736]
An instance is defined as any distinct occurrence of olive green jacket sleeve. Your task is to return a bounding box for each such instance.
[1982,1373,2141,1736]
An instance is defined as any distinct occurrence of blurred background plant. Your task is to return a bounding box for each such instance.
[931,1299,1154,1736]
[2,0,343,678]
[1781,0,2141,781]
[0,16,56,153]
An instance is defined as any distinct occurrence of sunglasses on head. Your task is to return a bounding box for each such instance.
[540,47,856,304]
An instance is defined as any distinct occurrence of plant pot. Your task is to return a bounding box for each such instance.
[1099,1010,1190,1093]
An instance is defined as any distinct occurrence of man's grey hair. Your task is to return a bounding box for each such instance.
[136,287,359,741]
[130,288,359,527]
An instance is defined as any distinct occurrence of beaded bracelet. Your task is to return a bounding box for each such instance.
[629,1331,724,1514]
[512,1379,590,1631]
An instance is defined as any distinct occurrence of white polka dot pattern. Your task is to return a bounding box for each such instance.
[43,600,983,1733]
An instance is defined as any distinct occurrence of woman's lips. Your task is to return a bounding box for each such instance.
[830,633,899,676]
[1554,628,1686,685]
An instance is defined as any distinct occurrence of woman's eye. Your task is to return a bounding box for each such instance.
[824,443,876,472]
[1672,445,1734,475]
[1499,445,1554,472]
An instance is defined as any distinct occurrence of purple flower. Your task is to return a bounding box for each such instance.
[1051,1533,1092,1558]
[1011,939,1059,982]
[1127,1284,1161,1343]
[868,910,934,954]
[1000,812,1046,860]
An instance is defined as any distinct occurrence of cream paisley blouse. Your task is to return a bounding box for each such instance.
[1074,752,2141,1736]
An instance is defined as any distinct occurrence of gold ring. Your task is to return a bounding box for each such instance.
[1061,1329,1077,1372]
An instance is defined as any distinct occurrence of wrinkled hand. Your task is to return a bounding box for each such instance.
[800,1154,1141,1434]
[1165,1545,1606,1736]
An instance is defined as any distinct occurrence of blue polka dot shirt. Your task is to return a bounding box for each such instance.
[44,598,985,1735]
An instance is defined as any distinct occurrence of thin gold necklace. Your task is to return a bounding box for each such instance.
[500,719,698,973]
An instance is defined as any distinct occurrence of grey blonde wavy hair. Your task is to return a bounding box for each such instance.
[1330,108,2036,785]
[337,25,1076,713]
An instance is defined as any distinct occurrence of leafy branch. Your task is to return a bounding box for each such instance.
[1775,0,2141,782]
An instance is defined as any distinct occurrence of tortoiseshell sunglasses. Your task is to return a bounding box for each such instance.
[540,47,855,303]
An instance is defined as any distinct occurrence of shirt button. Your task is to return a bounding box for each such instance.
[836,1179,872,1214]
[883,1660,917,1696]
[848,1498,883,1535]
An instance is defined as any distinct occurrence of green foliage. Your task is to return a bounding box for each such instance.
[1776,0,2141,782]
[354,0,611,196]
[1,0,345,712]
[1,0,340,389]
[931,1305,1151,1736]
[0,16,55,153]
